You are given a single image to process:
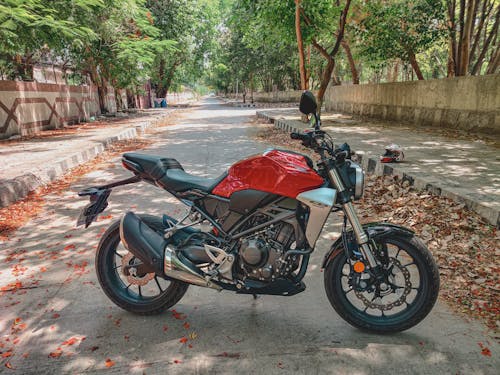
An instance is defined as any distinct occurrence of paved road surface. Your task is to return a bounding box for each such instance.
[0,99,497,374]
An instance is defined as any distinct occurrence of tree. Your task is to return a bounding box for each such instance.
[356,0,445,81]
[146,0,219,98]
[73,0,175,111]
[446,0,499,76]
[0,0,103,80]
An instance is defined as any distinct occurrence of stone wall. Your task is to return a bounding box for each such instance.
[0,80,101,139]
[324,74,500,133]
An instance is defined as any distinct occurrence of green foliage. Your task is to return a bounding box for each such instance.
[355,0,446,67]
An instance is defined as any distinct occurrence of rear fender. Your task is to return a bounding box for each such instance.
[321,222,414,269]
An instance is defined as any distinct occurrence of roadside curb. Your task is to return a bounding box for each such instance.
[256,110,500,227]
[0,112,171,208]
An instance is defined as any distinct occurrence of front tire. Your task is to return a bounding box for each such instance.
[95,214,189,315]
[324,233,439,333]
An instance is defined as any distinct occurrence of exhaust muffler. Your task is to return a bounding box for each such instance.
[120,212,221,290]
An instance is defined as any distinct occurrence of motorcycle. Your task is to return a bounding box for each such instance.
[77,91,439,333]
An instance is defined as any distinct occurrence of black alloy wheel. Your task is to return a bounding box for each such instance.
[324,233,439,333]
[95,215,189,315]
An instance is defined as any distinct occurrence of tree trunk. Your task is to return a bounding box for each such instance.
[486,48,499,73]
[341,39,359,84]
[408,51,425,80]
[471,6,499,74]
[155,58,167,98]
[295,0,308,90]
[317,57,335,115]
[447,0,458,76]
[457,0,476,75]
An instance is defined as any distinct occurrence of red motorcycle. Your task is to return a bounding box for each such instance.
[78,91,439,333]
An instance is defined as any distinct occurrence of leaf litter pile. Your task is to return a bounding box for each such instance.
[255,123,499,333]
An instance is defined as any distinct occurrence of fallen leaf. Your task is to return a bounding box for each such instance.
[49,350,62,358]
[64,244,75,251]
[173,359,182,364]
[62,337,78,346]
[179,337,188,344]
[1,351,13,358]
[4,362,14,370]
[105,358,115,368]
[183,322,190,329]
[90,346,99,352]
[480,346,492,357]
[52,313,60,319]
[163,325,168,332]
[189,332,198,340]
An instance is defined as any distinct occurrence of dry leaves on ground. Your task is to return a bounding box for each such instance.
[255,122,499,332]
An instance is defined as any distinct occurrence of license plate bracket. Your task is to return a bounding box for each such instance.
[76,188,111,228]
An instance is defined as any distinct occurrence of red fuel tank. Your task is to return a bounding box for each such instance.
[212,149,324,198]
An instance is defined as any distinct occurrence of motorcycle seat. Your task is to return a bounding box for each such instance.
[122,153,226,193]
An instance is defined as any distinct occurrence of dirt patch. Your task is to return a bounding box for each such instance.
[254,120,500,333]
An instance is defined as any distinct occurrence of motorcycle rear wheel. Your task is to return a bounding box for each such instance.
[324,233,439,333]
[95,215,189,315]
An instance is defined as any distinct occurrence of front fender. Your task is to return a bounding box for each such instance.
[321,222,414,269]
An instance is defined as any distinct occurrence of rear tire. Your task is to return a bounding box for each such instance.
[324,233,439,333]
[95,215,189,315]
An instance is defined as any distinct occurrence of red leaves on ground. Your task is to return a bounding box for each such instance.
[52,313,60,319]
[64,244,75,251]
[183,322,190,330]
[277,362,284,369]
[173,359,182,364]
[179,337,188,344]
[171,309,186,320]
[4,362,14,370]
[124,335,130,342]
[48,350,62,358]
[0,138,152,240]
[478,342,492,357]
[90,346,99,352]
[99,215,113,220]
[105,358,115,368]
[40,266,47,273]
[61,337,78,346]
[163,325,168,332]
[1,351,13,358]
[1,281,23,293]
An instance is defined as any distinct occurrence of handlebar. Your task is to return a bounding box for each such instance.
[290,131,352,161]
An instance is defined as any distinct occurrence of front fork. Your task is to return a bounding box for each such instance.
[327,169,379,268]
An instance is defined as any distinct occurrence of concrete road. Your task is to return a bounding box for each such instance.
[0,99,497,374]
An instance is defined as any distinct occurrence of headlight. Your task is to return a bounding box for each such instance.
[347,161,364,200]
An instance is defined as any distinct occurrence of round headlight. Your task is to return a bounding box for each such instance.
[351,162,364,200]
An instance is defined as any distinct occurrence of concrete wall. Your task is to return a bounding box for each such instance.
[324,74,500,133]
[0,80,101,139]
[227,90,303,103]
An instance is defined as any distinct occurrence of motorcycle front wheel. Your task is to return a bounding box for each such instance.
[324,233,439,333]
[95,214,189,315]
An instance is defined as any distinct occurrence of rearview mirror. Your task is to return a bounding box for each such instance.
[299,91,317,115]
